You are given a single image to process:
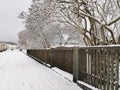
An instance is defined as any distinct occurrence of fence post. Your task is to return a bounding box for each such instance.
[50,48,54,68]
[73,47,79,83]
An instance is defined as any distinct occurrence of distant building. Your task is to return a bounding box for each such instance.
[0,41,18,51]
[6,44,18,50]
[0,42,5,51]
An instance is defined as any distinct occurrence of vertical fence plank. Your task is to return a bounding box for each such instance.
[111,50,114,90]
[92,50,95,86]
[96,50,99,88]
[50,48,54,68]
[106,50,110,90]
[88,50,92,85]
[91,50,94,86]
[83,49,87,83]
[103,49,106,90]
[89,50,92,85]
[87,50,90,85]
[99,49,102,89]
[115,50,120,90]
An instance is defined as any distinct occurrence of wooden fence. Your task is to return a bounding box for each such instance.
[27,46,120,90]
[27,47,73,74]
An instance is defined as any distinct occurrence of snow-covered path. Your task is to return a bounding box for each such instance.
[0,50,82,90]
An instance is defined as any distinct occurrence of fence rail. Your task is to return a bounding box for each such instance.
[27,46,120,90]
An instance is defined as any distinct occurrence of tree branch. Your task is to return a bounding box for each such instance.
[79,12,116,43]
[107,16,120,26]
[57,0,73,4]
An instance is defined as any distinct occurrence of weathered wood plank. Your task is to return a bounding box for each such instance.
[115,50,119,90]
[111,50,114,90]
[106,50,110,90]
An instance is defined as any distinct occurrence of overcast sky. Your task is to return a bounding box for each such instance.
[0,0,32,43]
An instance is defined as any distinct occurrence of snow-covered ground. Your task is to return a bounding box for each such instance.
[52,67,99,90]
[0,50,82,90]
[52,67,73,81]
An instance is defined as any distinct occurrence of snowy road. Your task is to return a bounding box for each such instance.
[0,50,82,90]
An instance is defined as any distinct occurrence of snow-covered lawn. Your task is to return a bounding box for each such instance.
[0,50,82,90]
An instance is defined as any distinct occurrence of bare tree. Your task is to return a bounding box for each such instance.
[18,0,84,49]
[55,0,120,45]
